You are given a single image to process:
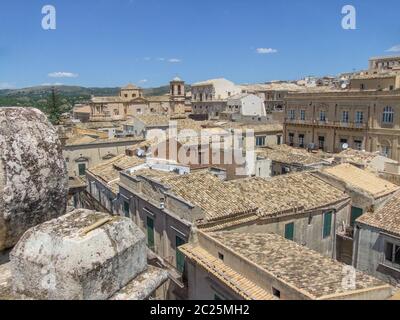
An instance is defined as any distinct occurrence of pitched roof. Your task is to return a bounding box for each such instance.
[207,232,389,299]
[321,164,399,199]
[88,155,145,192]
[66,135,97,145]
[357,192,400,235]
[256,145,326,165]
[134,115,170,127]
[179,244,275,300]
[228,172,349,218]
[133,170,257,222]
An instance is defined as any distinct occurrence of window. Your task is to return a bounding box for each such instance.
[256,136,266,147]
[272,288,281,299]
[355,111,364,124]
[288,110,295,120]
[308,214,313,226]
[78,163,86,176]
[218,252,224,261]
[285,223,294,241]
[382,106,394,124]
[385,242,394,262]
[320,111,326,122]
[176,236,186,273]
[382,145,391,158]
[354,139,363,151]
[299,134,305,148]
[385,242,400,266]
[123,201,130,218]
[147,217,155,250]
[318,136,325,150]
[323,212,332,239]
[300,110,306,121]
[289,133,294,147]
[360,83,365,90]
[342,111,349,123]
[277,135,282,145]
[350,207,363,227]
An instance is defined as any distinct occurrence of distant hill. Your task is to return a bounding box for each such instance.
[0,84,184,109]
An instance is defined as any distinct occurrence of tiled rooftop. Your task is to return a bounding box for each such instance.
[357,192,400,235]
[88,155,145,192]
[133,115,170,127]
[132,169,257,222]
[179,244,275,300]
[256,145,326,165]
[209,232,389,299]
[321,164,399,199]
[336,148,397,167]
[228,172,349,218]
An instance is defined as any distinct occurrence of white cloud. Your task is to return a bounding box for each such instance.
[157,58,165,61]
[168,58,181,63]
[0,82,16,89]
[256,48,278,54]
[144,57,151,61]
[387,45,400,53]
[48,72,79,78]
[139,79,148,83]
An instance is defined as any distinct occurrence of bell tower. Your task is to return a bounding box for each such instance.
[169,77,186,115]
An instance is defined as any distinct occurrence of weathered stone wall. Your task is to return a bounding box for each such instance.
[0,107,68,251]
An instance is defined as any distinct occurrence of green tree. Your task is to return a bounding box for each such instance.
[43,87,69,125]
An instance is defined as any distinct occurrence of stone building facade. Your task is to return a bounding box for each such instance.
[284,90,400,161]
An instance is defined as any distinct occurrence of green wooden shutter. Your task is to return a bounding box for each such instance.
[78,163,86,176]
[323,212,332,238]
[350,207,363,227]
[147,217,155,250]
[285,223,294,241]
[176,236,186,273]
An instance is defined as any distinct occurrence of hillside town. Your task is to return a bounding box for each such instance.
[1,54,400,301]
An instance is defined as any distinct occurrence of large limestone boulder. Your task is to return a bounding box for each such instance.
[0,107,68,251]
[10,209,147,300]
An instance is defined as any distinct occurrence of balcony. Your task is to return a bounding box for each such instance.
[285,118,367,130]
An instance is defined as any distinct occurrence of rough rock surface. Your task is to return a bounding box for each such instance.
[10,209,147,300]
[0,107,68,251]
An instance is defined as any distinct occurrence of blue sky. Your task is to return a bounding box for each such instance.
[0,0,399,89]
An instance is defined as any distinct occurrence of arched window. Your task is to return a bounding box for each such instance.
[383,106,394,124]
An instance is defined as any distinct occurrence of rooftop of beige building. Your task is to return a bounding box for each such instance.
[256,145,327,165]
[351,72,399,80]
[87,154,145,193]
[209,121,283,133]
[357,191,400,236]
[127,115,171,127]
[239,82,304,92]
[65,135,143,147]
[188,231,390,299]
[335,149,398,168]
[130,169,257,222]
[179,244,276,300]
[320,164,399,199]
[227,172,349,219]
